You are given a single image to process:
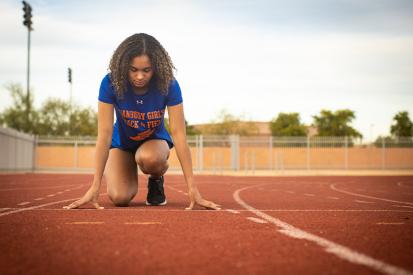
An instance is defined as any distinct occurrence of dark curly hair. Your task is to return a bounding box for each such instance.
[108,33,175,97]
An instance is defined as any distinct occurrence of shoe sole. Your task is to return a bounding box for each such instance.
[145,200,167,206]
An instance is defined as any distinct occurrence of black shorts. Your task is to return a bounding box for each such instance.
[110,138,173,154]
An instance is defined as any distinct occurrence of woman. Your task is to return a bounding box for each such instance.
[64,33,220,210]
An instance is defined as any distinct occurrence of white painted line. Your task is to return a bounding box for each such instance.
[66,221,104,225]
[18,202,31,206]
[327,196,339,200]
[64,189,70,192]
[376,222,405,225]
[0,192,107,218]
[355,200,375,204]
[58,192,63,194]
[124,222,161,225]
[392,205,413,209]
[225,209,240,214]
[47,194,55,197]
[0,208,11,212]
[304,193,315,197]
[285,191,295,194]
[234,184,413,275]
[34,198,44,201]
[330,184,413,206]
[246,217,268,224]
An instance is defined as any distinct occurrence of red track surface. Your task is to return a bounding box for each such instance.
[0,174,412,275]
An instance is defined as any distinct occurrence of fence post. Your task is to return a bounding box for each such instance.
[230,135,239,171]
[199,135,204,172]
[195,135,199,172]
[74,139,78,170]
[32,135,37,172]
[381,137,385,169]
[306,136,310,170]
[269,136,273,170]
[344,136,348,169]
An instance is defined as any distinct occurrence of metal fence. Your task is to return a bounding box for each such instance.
[34,135,413,172]
[0,127,35,171]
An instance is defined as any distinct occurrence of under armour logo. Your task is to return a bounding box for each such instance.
[136,100,144,104]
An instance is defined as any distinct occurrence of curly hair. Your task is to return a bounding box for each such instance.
[108,33,175,97]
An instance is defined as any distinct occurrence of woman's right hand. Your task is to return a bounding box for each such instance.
[63,184,104,210]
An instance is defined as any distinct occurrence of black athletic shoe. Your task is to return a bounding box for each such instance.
[146,176,167,206]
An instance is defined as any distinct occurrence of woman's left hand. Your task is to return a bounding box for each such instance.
[185,187,221,210]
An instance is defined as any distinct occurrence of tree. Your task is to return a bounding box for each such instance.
[200,110,259,136]
[390,111,413,137]
[163,118,200,136]
[36,98,70,136]
[270,112,307,136]
[0,83,98,136]
[69,107,98,136]
[312,109,362,138]
[0,83,38,134]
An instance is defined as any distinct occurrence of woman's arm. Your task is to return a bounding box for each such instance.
[64,101,113,209]
[167,103,220,210]
[92,101,114,187]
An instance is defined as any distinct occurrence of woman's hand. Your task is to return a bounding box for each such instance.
[63,184,104,210]
[185,187,221,210]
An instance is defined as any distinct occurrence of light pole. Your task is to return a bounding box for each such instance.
[22,1,33,131]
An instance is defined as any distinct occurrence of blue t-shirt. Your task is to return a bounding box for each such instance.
[98,74,183,150]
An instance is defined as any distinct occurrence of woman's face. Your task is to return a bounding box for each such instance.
[128,55,154,91]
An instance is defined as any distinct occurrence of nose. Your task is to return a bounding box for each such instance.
[136,72,144,80]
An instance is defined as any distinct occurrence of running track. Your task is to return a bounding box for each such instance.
[0,174,412,275]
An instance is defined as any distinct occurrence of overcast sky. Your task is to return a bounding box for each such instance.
[1,0,413,141]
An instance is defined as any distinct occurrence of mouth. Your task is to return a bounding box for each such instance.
[133,81,145,87]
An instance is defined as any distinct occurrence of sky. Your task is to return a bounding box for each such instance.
[1,0,413,141]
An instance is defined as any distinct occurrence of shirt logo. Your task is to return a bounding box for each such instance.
[136,100,144,104]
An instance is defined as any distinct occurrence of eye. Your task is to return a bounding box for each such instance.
[129,67,137,72]
[144,68,152,73]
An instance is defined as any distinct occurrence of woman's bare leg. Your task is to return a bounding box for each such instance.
[105,148,138,207]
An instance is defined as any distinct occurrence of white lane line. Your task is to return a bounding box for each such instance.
[18,202,31,206]
[225,209,240,214]
[47,194,55,197]
[66,221,104,225]
[2,208,413,213]
[234,184,413,275]
[330,184,413,206]
[285,191,295,194]
[1,198,82,217]
[0,191,105,218]
[34,198,44,201]
[247,217,268,224]
[376,222,405,225]
[327,196,339,200]
[57,192,63,194]
[304,193,315,197]
[355,200,375,204]
[0,184,78,192]
[397,182,413,188]
[124,222,162,225]
[392,205,413,209]
[0,208,11,212]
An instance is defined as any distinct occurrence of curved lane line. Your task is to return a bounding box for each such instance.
[330,184,413,206]
[233,183,413,275]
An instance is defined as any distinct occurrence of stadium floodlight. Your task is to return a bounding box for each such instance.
[22,1,33,31]
[68,68,72,83]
